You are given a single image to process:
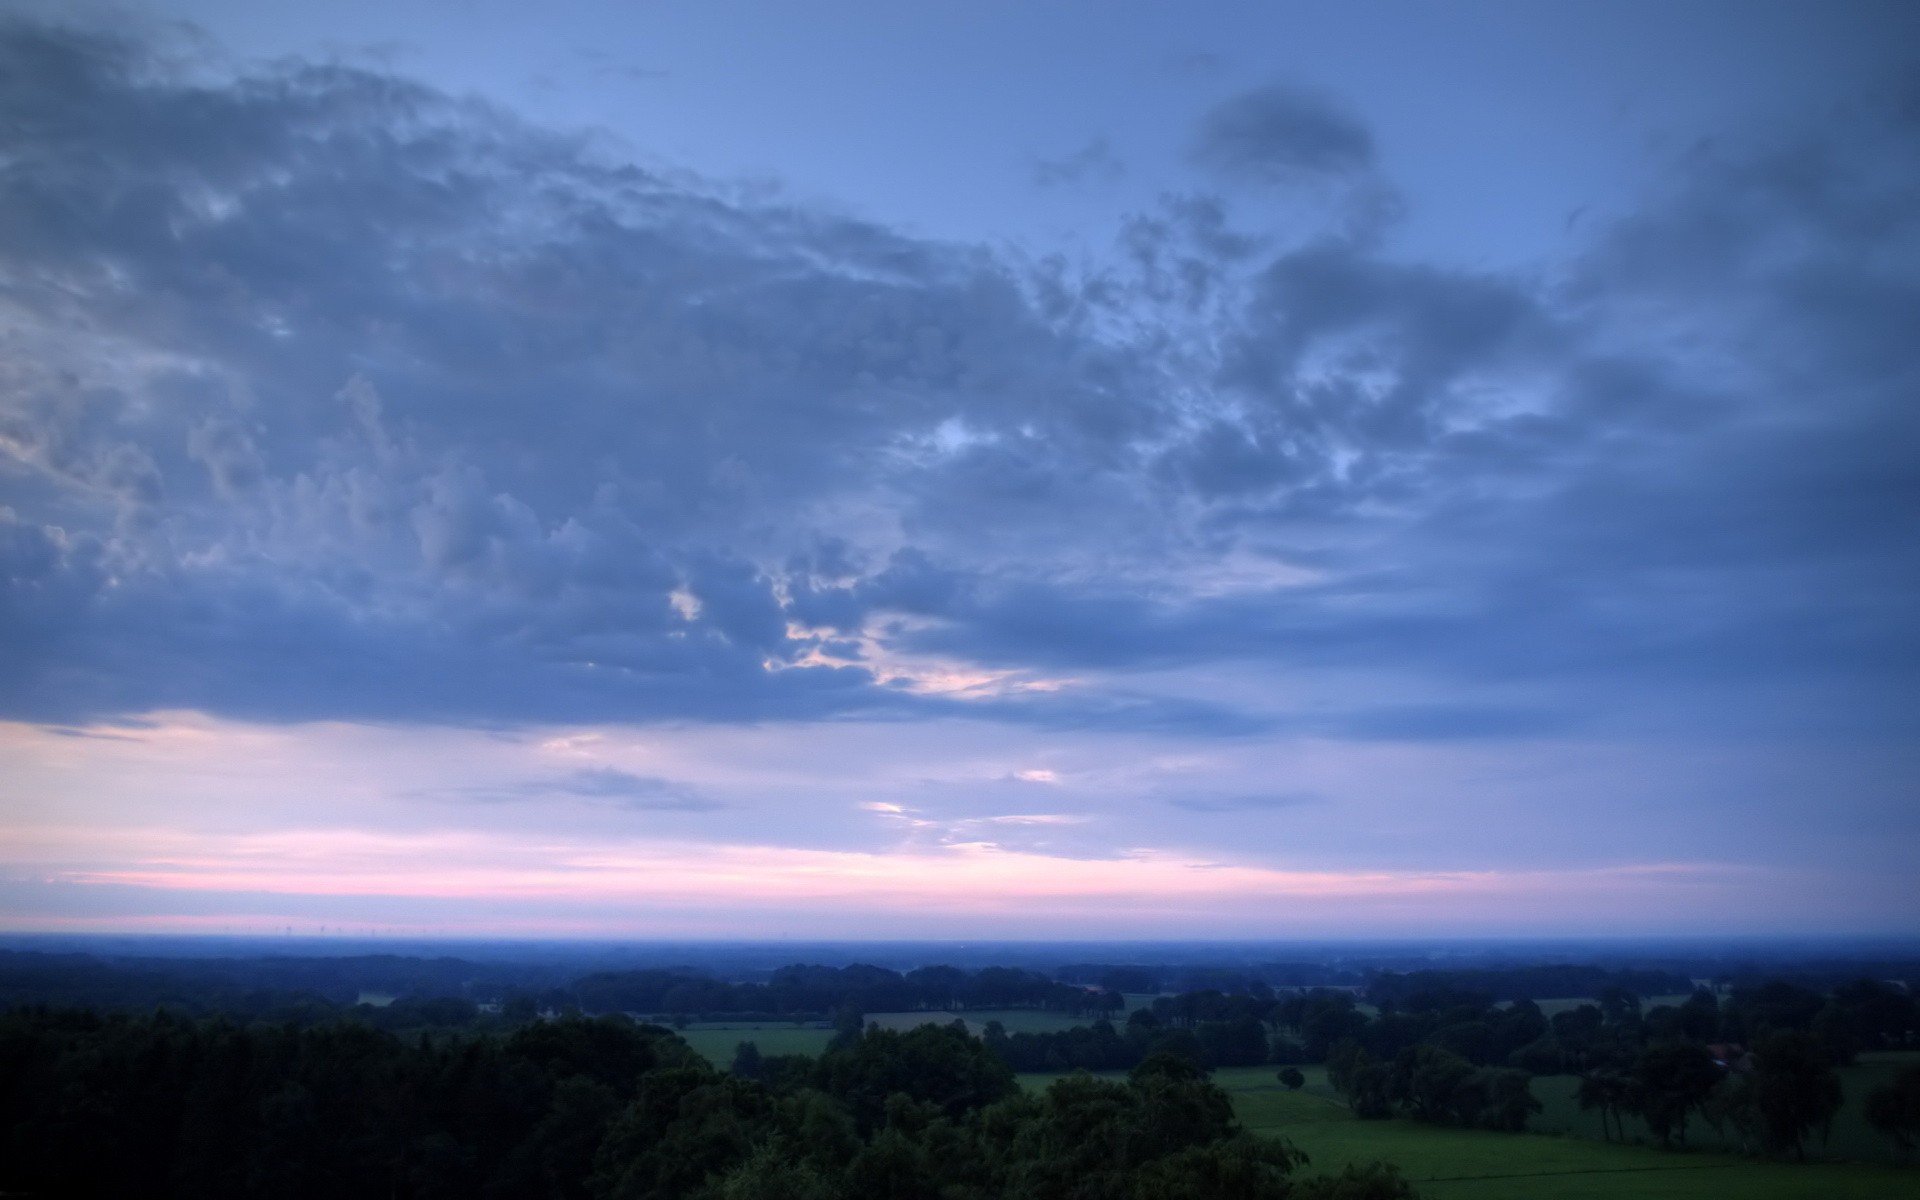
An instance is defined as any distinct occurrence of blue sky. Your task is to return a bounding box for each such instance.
[0,1,1915,937]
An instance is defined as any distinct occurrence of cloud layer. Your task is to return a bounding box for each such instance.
[2,19,1915,746]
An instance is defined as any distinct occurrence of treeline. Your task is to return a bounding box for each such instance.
[0,949,558,1015]
[1329,1043,1539,1132]
[0,1006,1417,1200]
[973,987,1547,1077]
[1055,962,1363,994]
[972,972,1920,1161]
[983,1012,1275,1074]
[1508,978,1919,1075]
[0,953,1122,1026]
[1317,977,1920,1159]
[1363,965,1692,1008]
[571,963,1119,1020]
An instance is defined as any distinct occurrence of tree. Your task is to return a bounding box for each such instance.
[1596,985,1642,1026]
[1676,988,1721,1041]
[1278,1067,1305,1091]
[502,993,540,1024]
[813,1022,1014,1131]
[828,1003,865,1050]
[706,1143,843,1200]
[1725,981,1824,1041]
[1812,1002,1860,1065]
[1324,1039,1366,1096]
[1196,1015,1270,1067]
[1290,1162,1420,1200]
[1477,1067,1541,1132]
[1506,1035,1566,1075]
[1702,1072,1760,1155]
[1300,996,1369,1059]
[1832,979,1920,1050]
[1395,1046,1474,1124]
[1576,1068,1633,1143]
[1864,1063,1920,1158]
[1129,1136,1300,1200]
[1751,1031,1843,1160]
[1630,1042,1722,1148]
[729,1040,764,1080]
[1347,1063,1394,1119]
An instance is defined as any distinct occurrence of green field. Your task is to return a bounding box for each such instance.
[678,1007,1097,1065]
[1018,1065,1917,1199]
[867,1007,1097,1036]
[676,1023,836,1065]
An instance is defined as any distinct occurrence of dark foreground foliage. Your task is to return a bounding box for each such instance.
[0,1007,1415,1199]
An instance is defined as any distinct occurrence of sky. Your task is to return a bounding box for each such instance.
[0,1,1916,940]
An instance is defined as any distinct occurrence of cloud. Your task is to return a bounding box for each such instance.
[0,14,1914,755]
[431,767,727,812]
[1190,83,1375,183]
[1031,137,1126,188]
[531,767,726,812]
[0,18,1149,728]
[1164,791,1317,814]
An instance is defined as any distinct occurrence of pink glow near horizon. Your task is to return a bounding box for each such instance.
[2,716,1887,939]
[4,821,1770,930]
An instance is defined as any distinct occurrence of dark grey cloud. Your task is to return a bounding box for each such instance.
[526,768,721,814]
[0,18,1151,727]
[1031,137,1126,188]
[454,767,727,812]
[0,16,1915,748]
[1190,84,1374,184]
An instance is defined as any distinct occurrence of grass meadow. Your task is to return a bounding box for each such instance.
[678,1007,1100,1065]
[676,1022,836,1065]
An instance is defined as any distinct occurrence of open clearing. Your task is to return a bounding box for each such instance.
[677,1023,835,1064]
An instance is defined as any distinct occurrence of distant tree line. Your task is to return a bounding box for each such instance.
[0,1006,1417,1199]
[1310,975,1917,1161]
[0,953,1126,1028]
[1054,962,1365,994]
[1362,965,1691,1008]
[0,949,558,1011]
[570,963,1121,1021]
[981,1011,1275,1074]
[967,969,1920,1163]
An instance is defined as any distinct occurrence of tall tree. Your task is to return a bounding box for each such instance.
[1750,1031,1844,1160]
[1631,1042,1722,1148]
[1576,1068,1632,1143]
[1864,1063,1920,1159]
